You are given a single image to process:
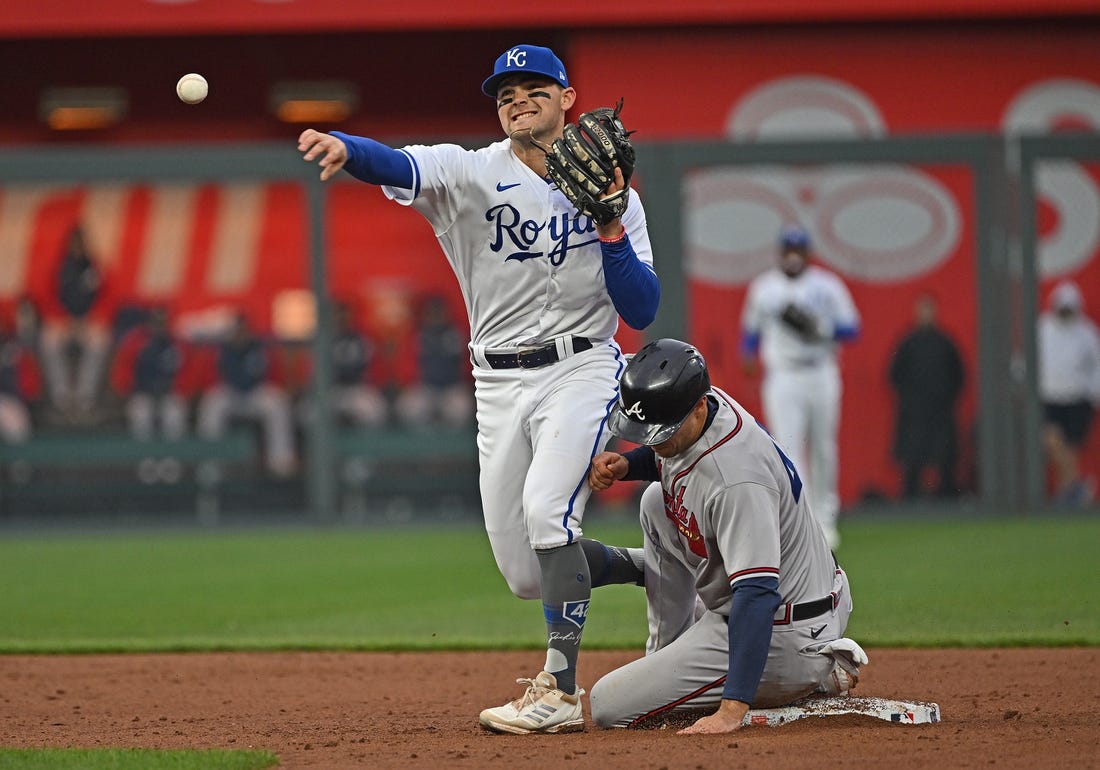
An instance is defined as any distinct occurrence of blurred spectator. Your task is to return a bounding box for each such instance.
[888,292,965,499]
[111,306,193,442]
[0,314,41,445]
[38,225,113,424]
[14,295,41,351]
[1037,280,1100,506]
[300,300,388,428]
[329,301,388,427]
[196,312,297,477]
[396,295,473,430]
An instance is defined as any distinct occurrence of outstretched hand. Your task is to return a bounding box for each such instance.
[298,129,348,182]
[678,699,750,735]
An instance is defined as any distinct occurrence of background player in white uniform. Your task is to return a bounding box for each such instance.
[740,224,860,549]
[297,43,660,734]
[587,339,866,732]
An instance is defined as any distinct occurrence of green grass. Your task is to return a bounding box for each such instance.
[837,513,1100,645]
[0,748,277,769]
[0,514,1097,653]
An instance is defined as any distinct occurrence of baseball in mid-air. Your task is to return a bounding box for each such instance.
[176,73,208,105]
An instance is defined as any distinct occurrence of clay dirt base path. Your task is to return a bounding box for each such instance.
[2,649,1098,770]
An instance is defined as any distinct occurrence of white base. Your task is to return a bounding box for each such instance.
[743,696,941,727]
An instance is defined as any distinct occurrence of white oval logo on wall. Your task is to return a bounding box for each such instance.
[725,75,887,140]
[684,75,963,285]
[1002,78,1100,278]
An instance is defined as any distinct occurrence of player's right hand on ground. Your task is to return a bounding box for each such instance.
[589,451,629,490]
[298,129,348,181]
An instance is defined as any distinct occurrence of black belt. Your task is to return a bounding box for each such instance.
[791,596,834,621]
[484,337,593,370]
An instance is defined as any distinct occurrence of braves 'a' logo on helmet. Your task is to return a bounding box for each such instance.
[624,400,646,420]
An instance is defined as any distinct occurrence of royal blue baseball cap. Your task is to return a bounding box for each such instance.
[779,224,811,251]
[482,44,569,98]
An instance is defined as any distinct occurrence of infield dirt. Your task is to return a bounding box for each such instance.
[2,648,1098,769]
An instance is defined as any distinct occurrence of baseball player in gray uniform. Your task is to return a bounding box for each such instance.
[297,44,659,733]
[587,339,866,733]
[740,225,860,550]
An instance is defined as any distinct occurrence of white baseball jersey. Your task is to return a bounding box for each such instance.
[383,139,653,351]
[741,265,859,371]
[740,264,859,546]
[382,138,653,596]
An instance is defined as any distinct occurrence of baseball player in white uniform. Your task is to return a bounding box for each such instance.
[587,338,867,732]
[297,43,660,733]
[740,225,860,549]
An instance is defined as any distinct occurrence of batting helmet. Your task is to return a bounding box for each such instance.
[608,338,711,446]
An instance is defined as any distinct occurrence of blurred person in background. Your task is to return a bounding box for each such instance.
[38,225,113,425]
[196,312,297,478]
[14,295,41,352]
[305,300,388,429]
[396,294,473,430]
[1037,280,1100,506]
[888,292,965,499]
[110,306,195,484]
[112,307,191,442]
[0,313,41,446]
[740,224,860,549]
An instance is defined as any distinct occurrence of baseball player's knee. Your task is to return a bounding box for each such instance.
[499,567,541,600]
[588,678,628,729]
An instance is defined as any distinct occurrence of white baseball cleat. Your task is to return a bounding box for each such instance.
[479,671,586,734]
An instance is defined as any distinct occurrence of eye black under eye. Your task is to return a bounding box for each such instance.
[528,90,551,100]
[498,96,514,108]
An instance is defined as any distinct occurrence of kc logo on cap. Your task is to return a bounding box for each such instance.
[482,44,570,97]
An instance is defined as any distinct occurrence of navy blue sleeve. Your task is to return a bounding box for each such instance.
[834,324,860,342]
[621,445,660,481]
[723,576,782,703]
[330,132,415,189]
[600,232,660,330]
[740,330,761,357]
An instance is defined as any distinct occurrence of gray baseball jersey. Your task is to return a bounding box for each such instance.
[656,387,836,614]
[589,388,855,727]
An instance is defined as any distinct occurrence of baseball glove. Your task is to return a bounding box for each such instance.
[780,303,819,340]
[537,99,636,226]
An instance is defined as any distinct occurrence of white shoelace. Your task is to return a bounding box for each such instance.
[510,677,550,710]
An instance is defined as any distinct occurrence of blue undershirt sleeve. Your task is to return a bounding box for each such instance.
[723,576,782,704]
[740,331,761,357]
[834,324,860,342]
[600,232,660,330]
[330,132,415,189]
[621,445,659,482]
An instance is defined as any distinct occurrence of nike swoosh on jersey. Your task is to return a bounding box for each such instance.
[810,625,826,639]
[496,181,521,191]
